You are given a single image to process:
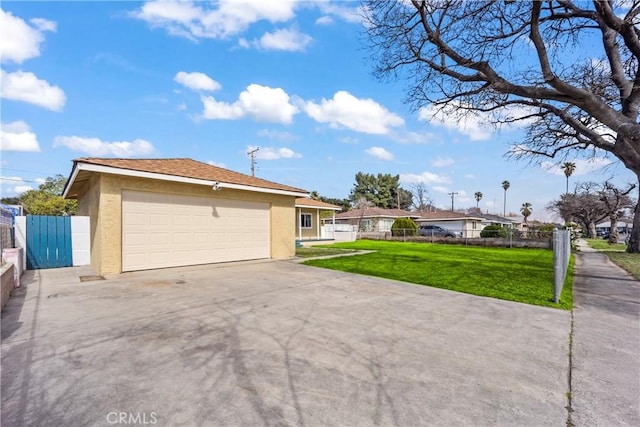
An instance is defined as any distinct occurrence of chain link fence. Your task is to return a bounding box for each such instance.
[0,206,15,265]
[358,228,553,249]
[553,229,572,303]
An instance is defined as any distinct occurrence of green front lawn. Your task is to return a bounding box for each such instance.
[585,238,627,251]
[304,240,573,309]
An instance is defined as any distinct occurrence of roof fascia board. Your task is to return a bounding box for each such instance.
[217,182,308,197]
[62,163,80,199]
[296,204,342,211]
[76,162,308,198]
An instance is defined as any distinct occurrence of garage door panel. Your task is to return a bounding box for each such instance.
[122,190,270,271]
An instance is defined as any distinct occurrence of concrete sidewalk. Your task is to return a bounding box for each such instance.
[572,240,640,426]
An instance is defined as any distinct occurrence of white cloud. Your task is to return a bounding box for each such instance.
[53,136,155,156]
[433,186,449,194]
[0,121,40,152]
[419,103,535,141]
[0,9,56,64]
[247,145,301,160]
[174,71,221,91]
[207,160,226,168]
[315,2,363,24]
[315,16,334,25]
[365,146,394,161]
[131,0,297,41]
[257,129,297,141]
[304,91,404,134]
[201,84,298,123]
[542,158,613,177]
[419,104,493,141]
[400,171,450,185]
[431,157,454,167]
[255,28,311,51]
[1,69,66,111]
[389,130,437,144]
[464,173,476,179]
[339,136,358,144]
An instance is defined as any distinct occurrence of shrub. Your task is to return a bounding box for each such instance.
[480,224,508,238]
[391,217,417,236]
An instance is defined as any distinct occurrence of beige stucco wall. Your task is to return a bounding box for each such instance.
[297,207,321,239]
[77,173,296,275]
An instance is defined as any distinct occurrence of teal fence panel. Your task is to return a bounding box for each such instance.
[26,215,72,269]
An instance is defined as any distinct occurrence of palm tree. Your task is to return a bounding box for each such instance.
[501,180,510,217]
[561,162,576,195]
[474,191,483,209]
[520,202,532,224]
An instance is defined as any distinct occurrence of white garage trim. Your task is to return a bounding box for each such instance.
[122,190,270,272]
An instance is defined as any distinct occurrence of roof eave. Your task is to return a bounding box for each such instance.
[69,161,309,198]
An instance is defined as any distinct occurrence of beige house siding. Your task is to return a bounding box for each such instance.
[297,207,320,239]
[78,173,296,275]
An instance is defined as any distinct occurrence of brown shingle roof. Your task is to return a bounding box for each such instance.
[295,198,342,210]
[74,158,307,194]
[417,211,483,220]
[335,207,419,219]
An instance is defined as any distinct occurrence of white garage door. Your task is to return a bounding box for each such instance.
[122,190,270,271]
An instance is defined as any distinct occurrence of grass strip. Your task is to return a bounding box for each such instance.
[304,240,572,310]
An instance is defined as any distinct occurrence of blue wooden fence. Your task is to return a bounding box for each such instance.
[26,215,72,269]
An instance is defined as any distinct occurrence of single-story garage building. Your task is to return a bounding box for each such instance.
[63,158,308,275]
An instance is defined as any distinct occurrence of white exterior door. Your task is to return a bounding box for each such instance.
[122,190,270,271]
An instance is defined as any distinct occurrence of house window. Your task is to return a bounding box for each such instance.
[300,213,312,228]
[472,221,477,230]
[380,219,394,231]
[360,219,371,231]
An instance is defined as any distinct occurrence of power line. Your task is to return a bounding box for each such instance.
[0,177,41,183]
[0,167,59,175]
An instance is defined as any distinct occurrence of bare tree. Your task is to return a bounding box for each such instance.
[412,182,434,212]
[364,0,640,252]
[547,182,609,237]
[599,181,636,243]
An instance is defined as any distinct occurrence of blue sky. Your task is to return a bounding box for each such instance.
[0,1,634,220]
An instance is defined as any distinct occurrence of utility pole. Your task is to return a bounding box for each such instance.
[448,192,458,211]
[247,147,259,177]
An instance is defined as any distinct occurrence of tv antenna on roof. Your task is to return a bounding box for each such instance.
[247,147,260,177]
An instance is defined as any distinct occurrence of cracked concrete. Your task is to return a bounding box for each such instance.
[2,260,570,426]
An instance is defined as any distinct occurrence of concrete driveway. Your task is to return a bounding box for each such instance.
[2,260,570,426]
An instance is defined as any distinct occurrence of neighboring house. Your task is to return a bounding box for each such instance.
[479,213,520,230]
[63,158,308,275]
[596,219,633,234]
[333,207,419,232]
[295,198,343,243]
[416,211,484,238]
